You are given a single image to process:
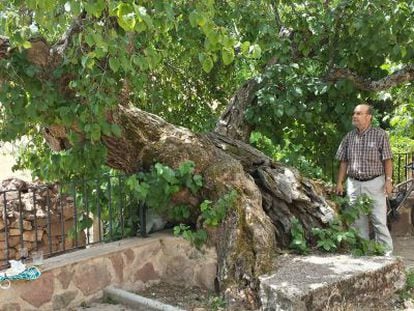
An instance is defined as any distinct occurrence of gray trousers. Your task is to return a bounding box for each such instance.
[347,175,393,251]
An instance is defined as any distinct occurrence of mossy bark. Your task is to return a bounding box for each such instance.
[8,39,337,310]
[43,104,336,309]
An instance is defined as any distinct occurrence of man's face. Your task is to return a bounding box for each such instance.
[352,105,371,130]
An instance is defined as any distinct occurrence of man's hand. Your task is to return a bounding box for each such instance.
[335,183,344,196]
[385,180,393,195]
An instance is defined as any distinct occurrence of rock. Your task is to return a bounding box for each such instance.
[0,178,28,191]
[259,254,405,311]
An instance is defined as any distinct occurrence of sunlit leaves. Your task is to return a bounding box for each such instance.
[115,3,136,31]
[248,44,262,59]
[84,0,106,18]
[189,11,207,28]
[222,47,234,65]
[199,53,214,73]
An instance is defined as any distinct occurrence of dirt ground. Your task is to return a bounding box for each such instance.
[73,234,414,311]
[136,281,224,310]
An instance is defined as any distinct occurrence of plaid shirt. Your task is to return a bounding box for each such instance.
[335,126,392,179]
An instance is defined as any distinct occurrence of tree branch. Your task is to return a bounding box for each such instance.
[0,11,85,63]
[214,78,261,142]
[270,0,282,30]
[51,11,86,57]
[0,36,10,60]
[325,65,414,91]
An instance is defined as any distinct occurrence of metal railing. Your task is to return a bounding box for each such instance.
[0,175,148,270]
[394,152,414,184]
[329,152,414,184]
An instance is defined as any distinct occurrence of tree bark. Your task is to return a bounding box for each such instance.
[326,66,414,91]
[214,78,261,143]
[3,36,336,309]
[44,104,335,309]
[105,107,336,309]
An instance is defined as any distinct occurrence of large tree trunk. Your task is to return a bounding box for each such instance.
[1,37,335,310]
[45,105,335,309]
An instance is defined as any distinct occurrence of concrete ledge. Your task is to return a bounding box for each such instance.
[259,254,405,311]
[0,233,217,310]
[104,286,185,311]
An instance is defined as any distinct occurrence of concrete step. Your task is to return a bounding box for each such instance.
[103,286,186,311]
[259,254,405,311]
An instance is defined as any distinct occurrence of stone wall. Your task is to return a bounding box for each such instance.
[0,234,217,310]
[0,178,85,264]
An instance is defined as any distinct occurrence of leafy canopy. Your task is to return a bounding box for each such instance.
[0,1,413,180]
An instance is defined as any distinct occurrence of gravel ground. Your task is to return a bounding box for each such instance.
[74,302,135,311]
[72,282,225,311]
[72,279,414,311]
[136,281,225,311]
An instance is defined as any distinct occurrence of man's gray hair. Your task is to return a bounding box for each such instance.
[360,103,373,115]
[366,104,373,116]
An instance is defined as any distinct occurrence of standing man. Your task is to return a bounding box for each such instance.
[335,103,393,254]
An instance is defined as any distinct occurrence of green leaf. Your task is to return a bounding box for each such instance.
[240,41,250,55]
[84,0,105,18]
[198,53,214,73]
[81,55,89,68]
[22,41,32,49]
[132,55,148,70]
[248,44,262,59]
[136,5,153,29]
[189,10,206,27]
[109,57,120,73]
[192,175,203,187]
[117,3,137,32]
[111,124,122,137]
[85,33,95,47]
[189,11,199,27]
[222,47,234,65]
[89,124,101,141]
[136,182,150,200]
[177,161,195,176]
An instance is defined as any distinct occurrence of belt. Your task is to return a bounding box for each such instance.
[349,175,381,182]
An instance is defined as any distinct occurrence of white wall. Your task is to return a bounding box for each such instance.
[0,141,31,181]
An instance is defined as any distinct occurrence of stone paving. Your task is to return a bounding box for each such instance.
[74,234,414,311]
[394,235,414,270]
[75,302,134,311]
[390,201,414,270]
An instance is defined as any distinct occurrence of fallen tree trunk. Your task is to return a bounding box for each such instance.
[2,35,335,310]
[45,105,335,309]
